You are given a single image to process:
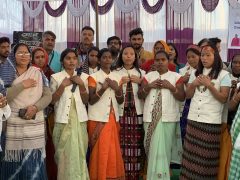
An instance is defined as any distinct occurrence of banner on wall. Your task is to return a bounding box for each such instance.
[228,7,240,49]
[13,31,42,50]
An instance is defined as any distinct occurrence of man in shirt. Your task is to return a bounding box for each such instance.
[0,37,15,94]
[76,26,95,64]
[42,31,61,73]
[107,36,122,68]
[0,37,14,157]
[129,28,153,66]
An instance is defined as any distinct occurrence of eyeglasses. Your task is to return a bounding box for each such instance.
[16,52,31,57]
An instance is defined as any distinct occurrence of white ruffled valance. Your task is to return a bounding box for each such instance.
[114,0,139,13]
[228,0,240,8]
[23,1,44,18]
[167,0,193,13]
[67,0,90,17]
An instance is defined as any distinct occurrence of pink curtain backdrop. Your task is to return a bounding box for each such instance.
[166,1,194,64]
[67,0,90,49]
[114,0,140,47]
[23,2,44,32]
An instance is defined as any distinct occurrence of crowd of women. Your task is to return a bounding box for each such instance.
[0,32,240,180]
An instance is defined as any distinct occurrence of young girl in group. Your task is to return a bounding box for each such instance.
[82,46,99,75]
[138,50,185,180]
[114,45,145,179]
[228,55,240,180]
[180,44,231,179]
[88,48,125,180]
[218,53,240,179]
[141,40,171,73]
[167,43,184,73]
[51,48,89,180]
[179,44,200,140]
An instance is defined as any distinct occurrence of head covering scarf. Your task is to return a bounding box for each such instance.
[32,47,49,71]
[152,40,170,56]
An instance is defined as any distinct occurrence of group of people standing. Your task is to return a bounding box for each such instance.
[0,26,240,180]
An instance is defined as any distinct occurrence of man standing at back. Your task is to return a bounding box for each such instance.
[42,31,61,73]
[0,37,15,156]
[76,26,94,65]
[107,36,122,68]
[129,27,153,66]
[0,37,15,93]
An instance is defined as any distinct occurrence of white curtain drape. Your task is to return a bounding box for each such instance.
[90,0,115,49]
[193,0,229,61]
[140,0,166,51]
[0,0,23,41]
[44,1,68,53]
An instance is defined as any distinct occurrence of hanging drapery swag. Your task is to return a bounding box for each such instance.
[90,0,114,15]
[114,0,139,13]
[22,0,236,17]
[67,0,90,17]
[45,0,67,17]
[201,0,219,12]
[167,0,193,13]
[141,0,164,14]
[228,0,240,8]
[23,1,44,18]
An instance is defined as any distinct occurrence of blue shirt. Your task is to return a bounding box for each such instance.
[0,58,16,95]
[48,50,61,73]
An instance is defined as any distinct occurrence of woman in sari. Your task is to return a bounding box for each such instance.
[138,50,185,180]
[140,40,174,73]
[32,47,54,80]
[88,48,125,180]
[0,43,52,180]
[167,43,185,73]
[51,48,89,180]
[32,47,57,179]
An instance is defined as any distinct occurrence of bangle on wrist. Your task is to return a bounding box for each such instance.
[115,92,123,97]
[143,87,149,94]
[96,91,101,98]
[233,97,239,104]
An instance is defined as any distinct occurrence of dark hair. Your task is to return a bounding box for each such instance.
[0,37,10,45]
[13,43,30,55]
[107,36,122,46]
[81,26,95,35]
[195,43,223,79]
[209,37,221,46]
[155,50,170,60]
[186,48,201,56]
[231,53,240,77]
[197,38,210,47]
[32,47,48,62]
[60,48,78,64]
[115,45,142,77]
[88,46,99,55]
[87,46,100,66]
[167,43,179,66]
[43,31,56,39]
[98,48,112,59]
[129,28,143,38]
